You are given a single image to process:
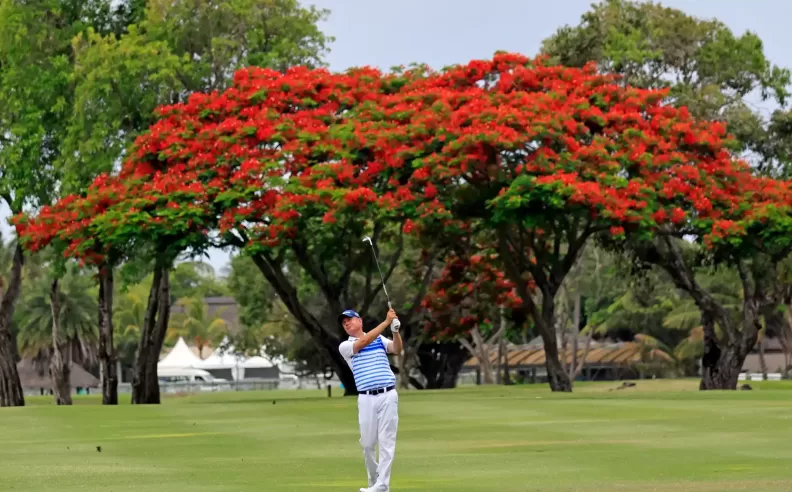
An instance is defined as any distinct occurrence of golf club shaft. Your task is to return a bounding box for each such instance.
[365,239,392,309]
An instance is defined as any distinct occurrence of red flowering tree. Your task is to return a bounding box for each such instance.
[15,162,219,404]
[609,169,792,389]
[14,177,123,404]
[24,52,790,395]
[420,235,525,385]
[352,52,792,391]
[106,64,448,395]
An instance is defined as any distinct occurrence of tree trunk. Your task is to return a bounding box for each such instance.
[132,265,171,404]
[0,244,25,407]
[697,328,757,391]
[397,346,410,389]
[568,292,581,383]
[539,293,573,392]
[498,306,510,384]
[647,238,759,391]
[574,326,596,379]
[758,334,768,380]
[467,328,494,384]
[497,231,572,392]
[49,279,72,405]
[496,332,503,385]
[249,252,357,395]
[98,266,118,405]
[540,332,572,391]
[412,342,466,389]
[699,339,751,389]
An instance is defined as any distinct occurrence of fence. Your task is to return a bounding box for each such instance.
[22,379,282,398]
[119,379,281,394]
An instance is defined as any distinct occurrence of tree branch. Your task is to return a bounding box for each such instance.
[405,247,441,326]
[291,239,339,312]
[498,228,548,335]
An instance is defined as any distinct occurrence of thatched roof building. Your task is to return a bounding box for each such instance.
[465,341,673,368]
[463,337,674,383]
[17,359,100,390]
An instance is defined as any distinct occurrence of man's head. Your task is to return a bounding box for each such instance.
[338,309,363,337]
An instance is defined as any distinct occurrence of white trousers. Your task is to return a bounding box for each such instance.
[358,389,399,489]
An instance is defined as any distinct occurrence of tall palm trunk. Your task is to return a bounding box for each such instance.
[49,279,72,405]
[98,266,118,404]
[0,245,25,407]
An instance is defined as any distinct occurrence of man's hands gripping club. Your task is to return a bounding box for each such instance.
[352,309,402,354]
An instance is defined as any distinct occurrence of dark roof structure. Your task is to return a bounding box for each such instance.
[17,359,100,389]
[170,296,240,330]
[464,340,674,369]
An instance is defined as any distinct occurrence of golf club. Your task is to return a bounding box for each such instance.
[362,236,392,309]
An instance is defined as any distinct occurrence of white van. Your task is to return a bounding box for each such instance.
[157,368,229,392]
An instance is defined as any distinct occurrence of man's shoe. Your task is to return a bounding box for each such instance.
[359,485,387,492]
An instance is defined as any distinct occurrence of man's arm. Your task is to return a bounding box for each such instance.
[389,330,403,355]
[353,309,397,354]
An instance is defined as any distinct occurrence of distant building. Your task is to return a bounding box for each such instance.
[461,336,675,384]
[742,337,790,375]
[17,359,99,397]
[169,296,241,359]
[170,295,240,329]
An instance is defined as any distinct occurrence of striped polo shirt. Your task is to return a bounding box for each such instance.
[339,335,396,392]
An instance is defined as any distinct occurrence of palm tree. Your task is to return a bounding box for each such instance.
[166,296,228,358]
[112,280,151,380]
[661,269,743,376]
[15,267,99,401]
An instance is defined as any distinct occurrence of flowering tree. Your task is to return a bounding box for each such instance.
[68,64,444,395]
[14,177,122,404]
[16,165,217,404]
[420,238,524,385]
[22,51,792,395]
[353,52,792,391]
[610,171,792,389]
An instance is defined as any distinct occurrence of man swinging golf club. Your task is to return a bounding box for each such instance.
[339,237,403,492]
[339,307,402,492]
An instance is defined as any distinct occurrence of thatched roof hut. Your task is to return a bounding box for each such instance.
[465,341,674,369]
[17,359,100,390]
[462,337,675,383]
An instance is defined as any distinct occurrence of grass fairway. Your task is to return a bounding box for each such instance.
[2,380,792,491]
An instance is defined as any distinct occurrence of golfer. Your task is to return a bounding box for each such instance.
[338,308,402,492]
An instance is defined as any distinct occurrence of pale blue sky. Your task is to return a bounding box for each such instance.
[3,0,790,275]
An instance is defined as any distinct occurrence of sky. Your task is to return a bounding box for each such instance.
[3,0,790,275]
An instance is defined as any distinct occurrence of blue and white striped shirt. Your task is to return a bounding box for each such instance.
[339,335,396,391]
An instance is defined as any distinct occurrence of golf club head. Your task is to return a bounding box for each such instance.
[362,236,372,245]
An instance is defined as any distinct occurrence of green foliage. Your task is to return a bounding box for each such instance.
[112,279,149,370]
[0,0,79,212]
[227,255,278,330]
[226,254,330,376]
[541,0,791,173]
[62,25,183,190]
[144,0,332,83]
[166,296,229,355]
[14,264,98,366]
[170,261,228,300]
[62,0,333,191]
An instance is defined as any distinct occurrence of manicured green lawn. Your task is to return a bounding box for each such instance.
[2,380,792,491]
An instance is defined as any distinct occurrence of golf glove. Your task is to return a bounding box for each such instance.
[390,318,400,333]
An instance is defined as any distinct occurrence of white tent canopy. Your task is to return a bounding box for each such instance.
[157,337,204,368]
[194,346,246,369]
[193,337,278,380]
